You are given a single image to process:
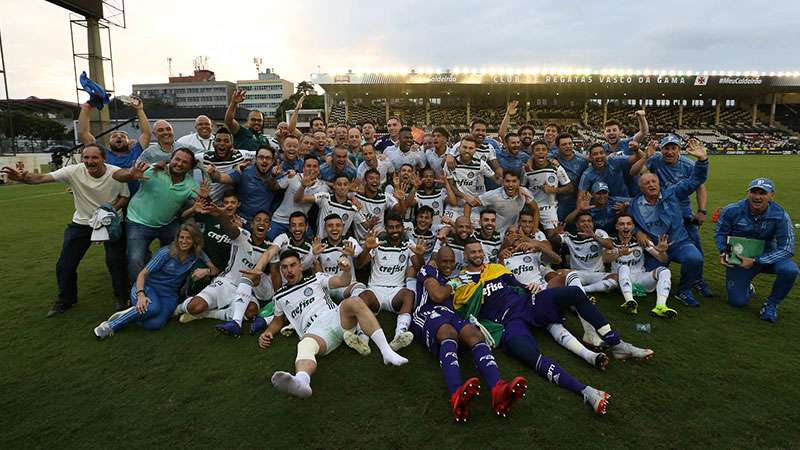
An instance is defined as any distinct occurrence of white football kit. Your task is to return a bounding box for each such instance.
[525,164,571,230]
[273,273,343,354]
[366,238,413,313]
[562,229,613,284]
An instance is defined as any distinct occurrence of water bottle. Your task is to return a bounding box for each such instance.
[635,323,651,333]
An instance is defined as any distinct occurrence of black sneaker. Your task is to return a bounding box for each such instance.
[47,301,70,318]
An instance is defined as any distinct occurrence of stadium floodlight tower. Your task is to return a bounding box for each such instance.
[46,0,126,146]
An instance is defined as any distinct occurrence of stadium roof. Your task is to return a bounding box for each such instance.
[313,69,800,99]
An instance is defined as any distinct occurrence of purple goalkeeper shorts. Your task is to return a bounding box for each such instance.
[411,305,470,355]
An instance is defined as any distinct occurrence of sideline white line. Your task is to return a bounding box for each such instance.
[0,191,67,204]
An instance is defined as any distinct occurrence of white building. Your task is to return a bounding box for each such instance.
[237,69,294,118]
[133,70,235,109]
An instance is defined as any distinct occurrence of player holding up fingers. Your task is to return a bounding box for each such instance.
[260,250,407,399]
[603,214,675,318]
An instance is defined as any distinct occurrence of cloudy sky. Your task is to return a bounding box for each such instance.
[2,0,799,101]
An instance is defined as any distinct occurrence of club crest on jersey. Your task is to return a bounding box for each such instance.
[590,244,599,252]
[373,207,381,214]
[432,201,439,208]
[304,287,313,297]
[467,172,475,178]
[399,254,406,263]
[547,175,556,184]
[523,256,532,263]
[342,213,349,221]
[633,249,641,258]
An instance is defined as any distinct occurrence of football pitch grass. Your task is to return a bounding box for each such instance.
[1,155,799,449]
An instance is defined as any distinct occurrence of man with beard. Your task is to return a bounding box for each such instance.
[175,208,276,337]
[443,136,499,225]
[525,140,573,238]
[355,212,426,351]
[470,169,539,236]
[271,212,317,288]
[3,145,130,316]
[114,149,200,281]
[552,133,589,224]
[453,239,616,415]
[352,168,392,241]
[473,209,502,264]
[432,215,474,273]
[176,115,214,154]
[225,89,279,151]
[415,247,528,421]
[408,206,437,264]
[199,127,253,203]
[356,143,394,186]
[77,96,151,196]
[138,119,178,164]
[496,132,530,174]
[296,174,362,238]
[312,213,365,302]
[384,127,427,171]
[549,212,618,295]
[715,178,797,322]
[375,116,403,152]
[405,166,456,230]
[578,143,647,199]
[602,111,649,156]
[646,134,712,298]
[445,118,503,189]
[260,250,408,399]
[603,214,674,317]
[206,146,281,222]
[629,138,709,307]
[269,156,329,240]
[425,127,450,176]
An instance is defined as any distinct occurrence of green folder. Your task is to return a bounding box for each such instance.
[726,236,765,265]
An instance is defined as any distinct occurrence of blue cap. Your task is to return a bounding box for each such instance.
[659,134,682,148]
[591,181,609,193]
[748,178,775,193]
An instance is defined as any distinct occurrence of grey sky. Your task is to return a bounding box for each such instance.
[1,0,798,101]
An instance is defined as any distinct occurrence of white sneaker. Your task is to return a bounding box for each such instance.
[611,341,654,360]
[280,324,296,337]
[390,330,414,351]
[179,312,199,324]
[582,386,610,414]
[343,329,371,356]
[93,321,114,340]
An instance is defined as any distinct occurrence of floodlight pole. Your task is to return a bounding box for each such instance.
[0,27,14,155]
[86,17,112,146]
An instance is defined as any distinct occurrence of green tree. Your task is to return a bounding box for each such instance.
[274,81,324,121]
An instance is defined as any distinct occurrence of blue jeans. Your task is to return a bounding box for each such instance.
[56,222,128,306]
[726,258,799,307]
[667,240,704,294]
[126,219,179,282]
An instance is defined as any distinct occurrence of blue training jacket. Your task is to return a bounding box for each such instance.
[629,159,708,245]
[714,199,796,265]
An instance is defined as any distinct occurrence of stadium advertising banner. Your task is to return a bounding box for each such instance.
[319,73,800,88]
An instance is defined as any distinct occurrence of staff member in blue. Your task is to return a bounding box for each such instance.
[714,178,797,323]
[93,222,215,338]
[629,138,708,307]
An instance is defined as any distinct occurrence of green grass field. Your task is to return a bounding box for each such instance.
[1,155,799,449]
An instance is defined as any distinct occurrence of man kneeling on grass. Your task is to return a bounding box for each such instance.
[259,250,407,398]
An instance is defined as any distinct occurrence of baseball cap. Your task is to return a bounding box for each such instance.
[591,181,609,193]
[747,177,775,193]
[659,134,682,148]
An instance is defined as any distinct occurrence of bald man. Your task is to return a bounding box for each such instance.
[138,119,176,164]
[628,139,709,307]
[175,115,215,154]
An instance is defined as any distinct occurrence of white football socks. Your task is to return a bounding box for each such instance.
[370,329,408,366]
